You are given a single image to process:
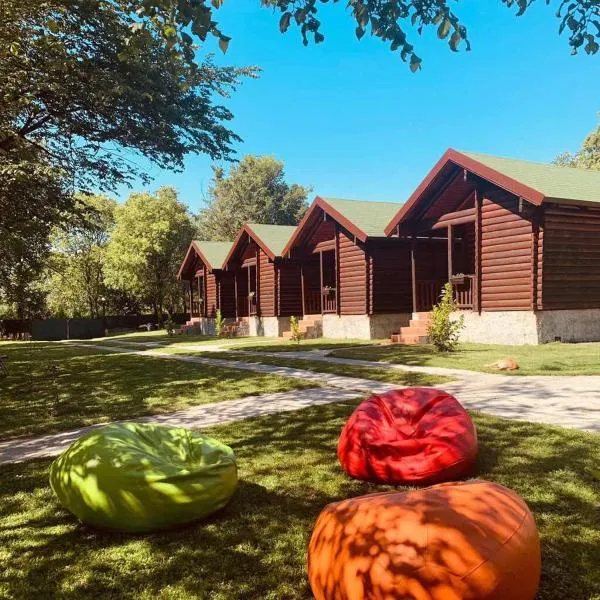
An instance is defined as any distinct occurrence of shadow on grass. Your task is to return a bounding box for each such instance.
[0,343,314,440]
[0,401,598,599]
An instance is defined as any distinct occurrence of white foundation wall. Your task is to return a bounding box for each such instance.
[453,311,539,345]
[322,314,411,340]
[537,309,600,343]
[247,316,289,337]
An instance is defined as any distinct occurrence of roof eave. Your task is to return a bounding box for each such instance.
[281,195,368,255]
[384,148,547,235]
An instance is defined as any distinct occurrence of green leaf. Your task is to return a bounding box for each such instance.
[437,18,451,40]
[410,54,422,73]
[279,12,291,33]
[449,30,461,51]
[47,19,60,34]
[355,26,365,40]
[218,35,231,53]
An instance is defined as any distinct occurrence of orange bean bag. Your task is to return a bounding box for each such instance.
[308,480,540,600]
[338,388,477,485]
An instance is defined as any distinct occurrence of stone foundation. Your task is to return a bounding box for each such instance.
[454,309,600,345]
[322,314,411,340]
[245,316,290,337]
[537,309,600,343]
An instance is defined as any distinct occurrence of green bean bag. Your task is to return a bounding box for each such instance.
[49,422,237,533]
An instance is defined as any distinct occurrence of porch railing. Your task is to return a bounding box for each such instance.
[416,280,444,312]
[322,288,337,314]
[248,293,258,316]
[451,274,475,309]
[305,291,321,315]
[191,298,202,318]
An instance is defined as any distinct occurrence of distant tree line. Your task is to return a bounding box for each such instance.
[0,156,308,322]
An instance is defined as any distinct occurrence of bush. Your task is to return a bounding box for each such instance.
[215,309,225,338]
[289,316,303,344]
[164,317,176,337]
[427,283,464,352]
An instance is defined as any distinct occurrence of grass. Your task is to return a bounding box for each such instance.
[100,331,378,352]
[330,341,600,376]
[0,401,598,599]
[178,351,451,386]
[0,342,316,440]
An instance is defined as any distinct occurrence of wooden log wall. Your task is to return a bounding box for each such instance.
[368,241,412,314]
[258,249,277,317]
[338,228,367,315]
[542,204,600,309]
[480,191,533,311]
[206,272,218,317]
[308,220,336,253]
[218,272,236,318]
[278,261,303,317]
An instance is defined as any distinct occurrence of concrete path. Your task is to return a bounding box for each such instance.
[0,387,360,465]
[2,341,598,465]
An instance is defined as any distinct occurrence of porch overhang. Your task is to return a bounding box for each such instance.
[384,148,546,236]
[177,241,217,280]
[281,196,370,257]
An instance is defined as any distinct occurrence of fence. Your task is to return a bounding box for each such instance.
[1,313,188,341]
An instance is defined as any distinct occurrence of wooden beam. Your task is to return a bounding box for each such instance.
[411,237,417,313]
[447,224,453,280]
[335,224,341,315]
[475,190,482,313]
[300,263,306,316]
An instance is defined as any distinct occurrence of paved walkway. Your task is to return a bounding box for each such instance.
[1,341,598,465]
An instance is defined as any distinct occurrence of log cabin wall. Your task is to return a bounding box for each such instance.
[205,272,218,317]
[278,260,303,317]
[368,241,412,314]
[218,272,236,318]
[542,203,600,309]
[258,248,277,317]
[337,228,367,315]
[480,190,534,311]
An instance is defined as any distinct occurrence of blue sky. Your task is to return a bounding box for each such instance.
[115,0,599,212]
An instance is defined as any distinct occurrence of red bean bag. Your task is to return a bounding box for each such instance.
[338,387,477,485]
[308,480,541,600]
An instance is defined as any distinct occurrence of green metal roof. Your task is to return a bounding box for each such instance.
[461,151,600,204]
[192,241,233,269]
[320,197,403,237]
[246,223,298,257]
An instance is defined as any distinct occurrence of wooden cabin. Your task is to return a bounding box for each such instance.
[177,241,235,333]
[222,223,299,336]
[385,149,600,344]
[281,197,412,339]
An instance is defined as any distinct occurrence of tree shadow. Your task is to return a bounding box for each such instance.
[0,401,598,599]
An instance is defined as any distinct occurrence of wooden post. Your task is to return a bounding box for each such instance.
[475,190,482,313]
[188,279,193,317]
[334,224,341,315]
[300,263,306,316]
[447,224,453,281]
[411,236,417,313]
[234,271,238,319]
[319,250,324,313]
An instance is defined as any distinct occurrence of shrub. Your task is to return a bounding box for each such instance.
[289,316,303,344]
[215,309,225,338]
[427,283,464,352]
[164,317,176,337]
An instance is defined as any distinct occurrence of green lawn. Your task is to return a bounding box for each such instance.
[330,341,600,376]
[0,342,316,440]
[0,401,598,599]
[178,351,451,386]
[100,331,377,352]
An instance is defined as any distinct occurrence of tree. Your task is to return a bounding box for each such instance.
[129,1,600,73]
[196,155,309,240]
[555,120,600,170]
[104,188,195,324]
[45,195,116,318]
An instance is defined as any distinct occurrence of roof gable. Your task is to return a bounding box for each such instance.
[384,149,600,235]
[283,196,402,255]
[177,240,233,278]
[223,223,298,265]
